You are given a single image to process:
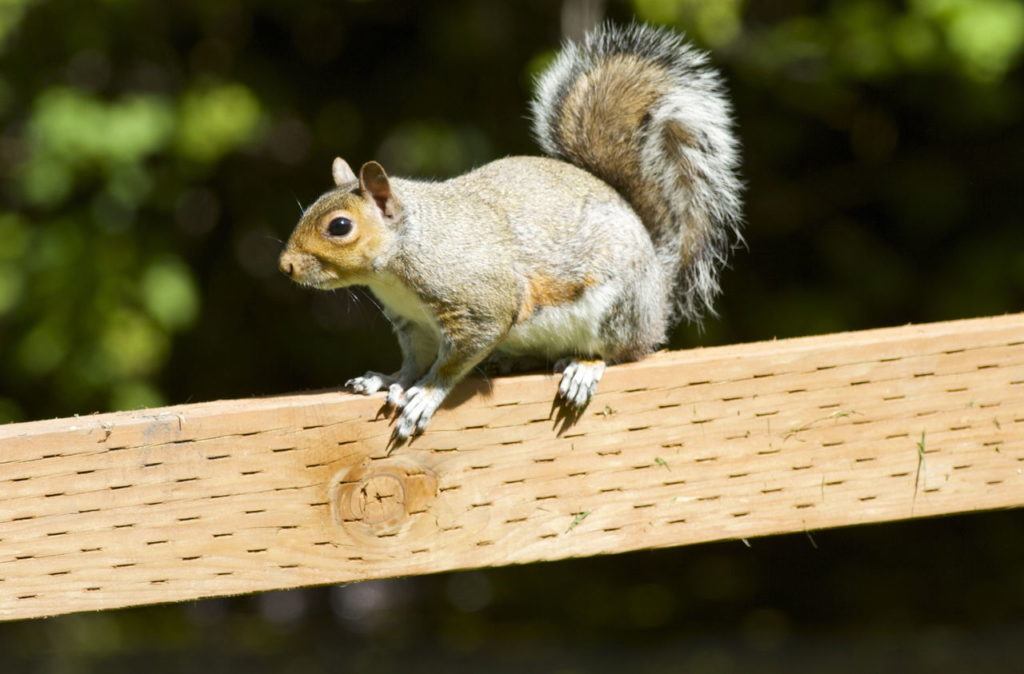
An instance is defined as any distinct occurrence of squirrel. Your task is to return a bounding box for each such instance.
[279,23,743,440]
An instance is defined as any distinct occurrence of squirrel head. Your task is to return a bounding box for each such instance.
[278,158,399,288]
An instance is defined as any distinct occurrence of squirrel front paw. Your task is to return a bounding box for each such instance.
[345,371,396,395]
[394,385,447,439]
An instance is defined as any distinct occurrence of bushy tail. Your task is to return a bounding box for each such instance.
[532,23,743,323]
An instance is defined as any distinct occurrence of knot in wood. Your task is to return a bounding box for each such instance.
[350,474,405,524]
[329,458,437,542]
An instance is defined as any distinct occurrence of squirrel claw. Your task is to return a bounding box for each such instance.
[393,385,446,439]
[557,360,606,408]
[386,383,408,408]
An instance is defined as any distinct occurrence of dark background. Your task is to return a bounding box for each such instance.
[1,0,1022,671]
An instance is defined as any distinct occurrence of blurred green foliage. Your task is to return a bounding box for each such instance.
[0,0,1020,424]
[0,0,1022,671]
[2,4,269,418]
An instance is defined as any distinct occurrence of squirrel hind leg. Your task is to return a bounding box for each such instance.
[556,358,607,409]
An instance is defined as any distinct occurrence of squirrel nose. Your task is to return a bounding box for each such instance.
[279,258,295,277]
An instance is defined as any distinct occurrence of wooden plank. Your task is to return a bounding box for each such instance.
[1,313,1023,621]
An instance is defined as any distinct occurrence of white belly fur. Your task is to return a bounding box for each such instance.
[499,283,616,359]
[370,275,616,360]
[366,275,439,332]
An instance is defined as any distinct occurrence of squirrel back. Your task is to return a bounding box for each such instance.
[532,23,743,323]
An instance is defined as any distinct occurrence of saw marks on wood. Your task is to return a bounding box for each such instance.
[1,313,1023,620]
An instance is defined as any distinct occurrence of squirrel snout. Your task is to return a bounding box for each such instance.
[278,252,296,278]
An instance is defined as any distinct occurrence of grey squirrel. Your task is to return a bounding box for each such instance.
[278,23,743,440]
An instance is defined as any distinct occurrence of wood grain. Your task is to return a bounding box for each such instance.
[2,313,1023,620]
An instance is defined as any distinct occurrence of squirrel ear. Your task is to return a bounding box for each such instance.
[359,161,393,216]
[332,157,356,186]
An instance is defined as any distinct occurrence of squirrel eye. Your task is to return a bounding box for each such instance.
[327,216,353,237]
